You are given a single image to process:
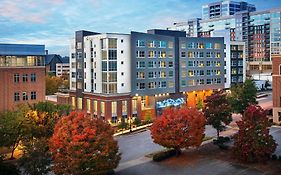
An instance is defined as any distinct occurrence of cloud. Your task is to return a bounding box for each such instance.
[0,0,64,23]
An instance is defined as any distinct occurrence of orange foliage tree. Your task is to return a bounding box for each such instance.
[233,105,277,162]
[49,112,120,175]
[151,107,206,155]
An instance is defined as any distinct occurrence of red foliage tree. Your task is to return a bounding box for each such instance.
[49,112,120,175]
[151,107,206,155]
[233,105,277,162]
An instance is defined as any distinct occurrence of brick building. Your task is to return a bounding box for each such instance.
[0,44,45,111]
[272,55,281,124]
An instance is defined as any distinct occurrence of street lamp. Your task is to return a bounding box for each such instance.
[129,115,132,132]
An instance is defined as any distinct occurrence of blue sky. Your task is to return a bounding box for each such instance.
[0,0,281,56]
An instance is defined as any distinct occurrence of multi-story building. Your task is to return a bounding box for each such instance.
[272,55,281,124]
[69,31,132,123]
[0,44,45,111]
[202,0,256,19]
[68,29,224,122]
[212,30,246,88]
[169,1,281,79]
[56,57,70,77]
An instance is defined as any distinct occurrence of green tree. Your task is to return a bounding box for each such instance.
[133,117,141,126]
[118,117,128,130]
[19,139,51,175]
[145,110,152,124]
[0,111,31,159]
[229,79,257,114]
[203,91,232,139]
[45,75,69,95]
[196,98,204,110]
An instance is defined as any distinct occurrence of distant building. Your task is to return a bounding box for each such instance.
[0,44,45,111]
[56,56,69,77]
[45,54,69,76]
[168,1,281,78]
[272,55,281,124]
[202,0,256,20]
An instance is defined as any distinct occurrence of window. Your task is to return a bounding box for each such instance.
[108,61,117,71]
[148,51,156,58]
[112,101,117,115]
[168,62,173,68]
[181,42,186,49]
[187,51,195,58]
[108,50,117,60]
[148,82,156,89]
[159,61,166,68]
[108,72,117,82]
[181,52,186,58]
[169,71,173,77]
[31,91,36,100]
[108,38,117,49]
[188,80,196,86]
[206,43,212,49]
[31,73,36,82]
[22,74,28,82]
[14,92,20,101]
[168,41,173,48]
[206,52,211,58]
[136,40,145,47]
[207,79,212,84]
[198,79,204,85]
[216,52,221,58]
[148,61,156,68]
[136,51,145,58]
[197,42,205,49]
[207,70,212,76]
[160,71,166,78]
[159,51,166,58]
[101,102,105,115]
[168,51,173,58]
[198,61,204,67]
[206,61,211,67]
[159,41,167,48]
[187,42,195,49]
[137,72,145,79]
[137,61,145,68]
[159,81,167,88]
[214,43,221,49]
[100,62,107,72]
[181,80,187,87]
[198,52,204,58]
[188,70,194,77]
[137,83,145,90]
[181,61,186,68]
[14,73,19,83]
[23,92,28,101]
[148,72,156,78]
[148,41,156,48]
[188,61,194,67]
[122,101,127,113]
[121,50,124,54]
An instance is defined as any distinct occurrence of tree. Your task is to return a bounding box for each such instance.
[118,117,128,130]
[19,139,51,175]
[145,110,152,124]
[233,105,277,162]
[196,98,204,110]
[203,91,232,139]
[229,79,257,114]
[150,107,205,155]
[0,111,32,159]
[45,75,69,95]
[49,112,120,175]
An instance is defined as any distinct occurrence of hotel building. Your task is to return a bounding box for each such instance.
[169,0,281,79]
[0,44,45,111]
[68,29,224,122]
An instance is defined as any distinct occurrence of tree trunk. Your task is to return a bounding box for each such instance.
[10,147,16,159]
[217,129,220,139]
[175,148,181,157]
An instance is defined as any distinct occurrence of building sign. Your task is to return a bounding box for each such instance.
[156,97,185,109]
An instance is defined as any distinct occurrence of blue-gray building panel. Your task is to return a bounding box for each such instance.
[0,44,45,56]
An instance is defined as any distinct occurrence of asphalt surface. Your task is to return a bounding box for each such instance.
[116,126,281,175]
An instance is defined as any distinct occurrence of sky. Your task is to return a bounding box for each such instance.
[0,0,281,56]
